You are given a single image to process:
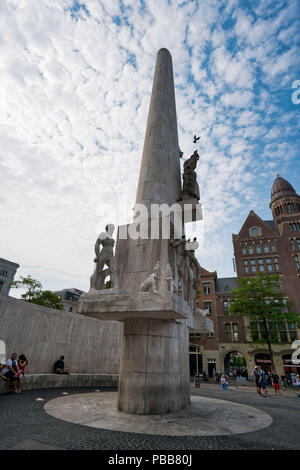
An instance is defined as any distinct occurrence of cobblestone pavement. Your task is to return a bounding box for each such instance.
[0,385,299,450]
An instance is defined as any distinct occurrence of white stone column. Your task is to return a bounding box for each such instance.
[118,318,190,414]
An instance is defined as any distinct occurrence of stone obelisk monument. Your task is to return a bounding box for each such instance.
[78,48,213,415]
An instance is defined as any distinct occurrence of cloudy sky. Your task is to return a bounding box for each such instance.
[1,0,299,296]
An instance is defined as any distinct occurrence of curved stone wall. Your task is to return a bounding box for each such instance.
[0,293,122,374]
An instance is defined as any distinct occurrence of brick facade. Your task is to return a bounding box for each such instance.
[190,176,300,377]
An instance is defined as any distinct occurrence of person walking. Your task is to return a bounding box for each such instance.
[220,374,228,391]
[259,367,268,398]
[252,366,262,396]
[271,369,281,397]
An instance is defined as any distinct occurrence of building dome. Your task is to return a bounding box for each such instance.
[271,175,296,203]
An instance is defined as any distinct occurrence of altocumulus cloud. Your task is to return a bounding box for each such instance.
[0,0,299,292]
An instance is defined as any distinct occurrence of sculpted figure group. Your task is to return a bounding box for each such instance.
[170,235,201,310]
[88,224,200,313]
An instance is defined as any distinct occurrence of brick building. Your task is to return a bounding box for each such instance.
[190,175,300,377]
[189,267,220,377]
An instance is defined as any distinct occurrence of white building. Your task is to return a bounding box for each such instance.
[0,258,19,295]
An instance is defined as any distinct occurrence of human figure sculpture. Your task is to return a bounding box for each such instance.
[170,236,186,282]
[170,235,201,304]
[186,249,201,310]
[182,150,200,200]
[165,263,177,293]
[89,224,118,292]
[140,261,161,294]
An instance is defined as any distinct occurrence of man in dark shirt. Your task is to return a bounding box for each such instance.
[53,356,70,374]
[271,369,281,397]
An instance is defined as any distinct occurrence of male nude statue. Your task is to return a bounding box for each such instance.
[89,224,118,292]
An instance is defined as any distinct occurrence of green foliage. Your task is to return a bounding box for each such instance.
[229,273,298,325]
[227,353,247,367]
[228,273,299,365]
[11,275,64,310]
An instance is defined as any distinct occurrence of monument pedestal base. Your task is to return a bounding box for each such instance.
[118,317,190,414]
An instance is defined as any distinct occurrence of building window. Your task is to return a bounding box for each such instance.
[203,282,211,295]
[296,239,300,250]
[250,227,260,236]
[256,245,261,254]
[250,321,297,344]
[263,244,269,253]
[242,246,247,255]
[266,258,273,272]
[291,240,296,251]
[204,302,212,315]
[273,257,279,271]
[257,259,264,272]
[225,323,231,341]
[0,280,4,292]
[206,333,214,338]
[232,323,239,342]
[248,245,254,255]
[250,322,259,341]
[225,323,239,342]
[278,278,284,292]
[290,222,300,231]
[294,255,300,270]
[288,323,297,342]
[223,300,229,313]
[250,259,256,272]
[271,243,276,253]
[243,259,248,273]
[285,202,295,213]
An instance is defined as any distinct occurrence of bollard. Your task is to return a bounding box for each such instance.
[195,374,200,388]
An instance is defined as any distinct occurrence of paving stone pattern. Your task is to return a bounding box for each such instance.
[0,387,299,450]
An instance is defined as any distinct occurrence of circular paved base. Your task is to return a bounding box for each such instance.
[45,392,272,436]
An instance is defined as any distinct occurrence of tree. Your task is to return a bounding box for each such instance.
[228,273,299,367]
[11,275,64,310]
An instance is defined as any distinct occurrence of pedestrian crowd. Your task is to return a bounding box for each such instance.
[204,365,299,397]
[252,365,282,398]
[0,352,70,394]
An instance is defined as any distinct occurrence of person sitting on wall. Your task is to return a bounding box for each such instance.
[1,353,22,393]
[17,354,28,393]
[53,356,70,375]
[0,364,10,383]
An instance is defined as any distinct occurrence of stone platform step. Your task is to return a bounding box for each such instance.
[0,373,119,394]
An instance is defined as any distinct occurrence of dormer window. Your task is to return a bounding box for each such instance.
[249,226,261,237]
